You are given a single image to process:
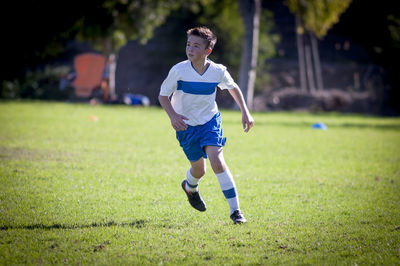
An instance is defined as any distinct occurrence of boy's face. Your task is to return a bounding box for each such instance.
[186,35,211,63]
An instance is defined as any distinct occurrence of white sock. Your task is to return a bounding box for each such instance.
[215,169,240,214]
[185,168,200,192]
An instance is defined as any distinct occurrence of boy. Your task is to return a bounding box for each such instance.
[158,26,254,224]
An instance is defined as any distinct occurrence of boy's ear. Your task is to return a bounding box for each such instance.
[207,48,212,55]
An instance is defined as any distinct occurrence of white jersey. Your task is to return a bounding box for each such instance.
[160,60,238,126]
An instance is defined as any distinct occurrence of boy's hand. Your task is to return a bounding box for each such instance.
[170,113,189,131]
[227,88,254,133]
[158,95,188,131]
[242,112,254,133]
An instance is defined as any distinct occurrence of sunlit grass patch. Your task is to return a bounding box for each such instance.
[0,101,399,265]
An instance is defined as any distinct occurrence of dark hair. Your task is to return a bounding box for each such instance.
[187,27,217,49]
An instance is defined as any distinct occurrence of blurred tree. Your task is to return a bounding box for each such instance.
[388,14,400,49]
[329,0,400,114]
[157,0,277,109]
[197,0,244,72]
[72,0,208,100]
[2,0,210,99]
[196,0,277,109]
[255,7,280,95]
[2,0,277,105]
[238,0,261,110]
[288,0,352,92]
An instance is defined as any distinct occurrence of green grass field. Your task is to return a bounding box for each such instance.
[0,101,399,265]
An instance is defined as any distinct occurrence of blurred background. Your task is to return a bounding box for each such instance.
[1,0,399,115]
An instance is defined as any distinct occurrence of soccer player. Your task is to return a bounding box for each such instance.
[158,26,254,224]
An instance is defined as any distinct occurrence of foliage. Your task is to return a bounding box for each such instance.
[194,0,278,91]
[1,66,72,100]
[255,9,280,93]
[388,14,400,49]
[91,0,183,51]
[2,0,279,101]
[73,0,218,53]
[288,0,352,39]
[2,0,214,81]
[196,0,244,74]
[0,102,400,264]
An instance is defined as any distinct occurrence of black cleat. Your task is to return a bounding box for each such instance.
[181,180,206,212]
[230,210,247,224]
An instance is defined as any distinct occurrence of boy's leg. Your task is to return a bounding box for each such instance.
[176,124,207,211]
[205,146,246,223]
[205,146,241,212]
[185,158,206,192]
[205,146,226,173]
[181,158,207,212]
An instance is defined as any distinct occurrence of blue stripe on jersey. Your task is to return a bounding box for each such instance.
[222,188,237,199]
[177,80,218,95]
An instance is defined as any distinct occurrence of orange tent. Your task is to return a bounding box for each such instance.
[72,53,106,98]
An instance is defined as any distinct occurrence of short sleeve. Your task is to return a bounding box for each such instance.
[218,68,239,90]
[160,67,179,96]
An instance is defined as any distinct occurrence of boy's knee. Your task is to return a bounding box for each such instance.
[191,165,206,178]
[212,163,225,174]
[209,159,226,174]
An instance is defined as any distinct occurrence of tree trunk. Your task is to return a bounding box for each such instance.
[310,32,324,91]
[304,37,316,93]
[295,16,307,92]
[108,53,117,100]
[238,0,260,110]
[103,39,118,101]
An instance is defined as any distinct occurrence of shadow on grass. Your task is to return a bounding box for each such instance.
[0,220,146,231]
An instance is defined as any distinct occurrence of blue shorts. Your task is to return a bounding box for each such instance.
[176,112,226,162]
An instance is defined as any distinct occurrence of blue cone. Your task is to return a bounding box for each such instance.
[312,122,328,130]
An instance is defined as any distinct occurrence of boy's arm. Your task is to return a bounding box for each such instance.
[158,95,188,131]
[228,88,254,133]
